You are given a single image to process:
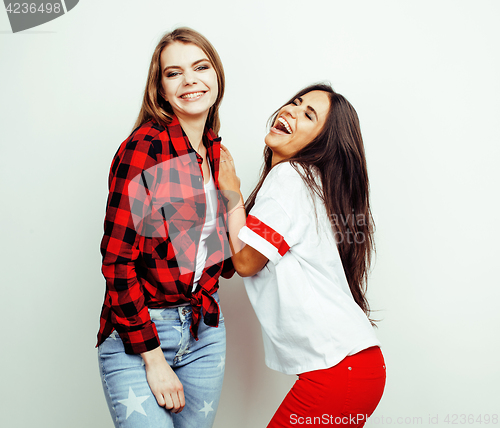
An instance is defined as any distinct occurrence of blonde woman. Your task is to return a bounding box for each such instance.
[97,28,233,428]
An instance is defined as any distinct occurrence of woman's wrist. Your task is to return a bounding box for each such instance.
[228,201,245,216]
[222,189,244,212]
[141,346,165,367]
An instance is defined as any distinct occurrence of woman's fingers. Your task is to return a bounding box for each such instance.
[154,391,166,407]
[220,144,234,162]
[219,144,240,197]
[162,390,185,413]
[220,153,235,169]
[160,390,184,413]
[220,151,230,162]
[170,393,181,413]
[176,386,185,412]
[178,390,186,411]
[167,381,184,413]
[163,393,174,410]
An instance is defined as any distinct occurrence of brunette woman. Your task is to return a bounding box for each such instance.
[219,83,385,427]
[96,28,233,428]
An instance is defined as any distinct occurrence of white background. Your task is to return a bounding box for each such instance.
[1,1,499,427]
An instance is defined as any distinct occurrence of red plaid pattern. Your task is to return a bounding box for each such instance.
[97,117,234,354]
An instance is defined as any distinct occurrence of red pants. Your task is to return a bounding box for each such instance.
[267,346,386,427]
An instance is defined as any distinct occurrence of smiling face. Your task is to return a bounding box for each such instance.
[265,90,331,165]
[160,42,218,123]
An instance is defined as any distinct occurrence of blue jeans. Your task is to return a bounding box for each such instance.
[98,292,226,428]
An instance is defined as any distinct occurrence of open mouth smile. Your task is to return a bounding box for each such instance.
[273,116,292,134]
[180,91,205,100]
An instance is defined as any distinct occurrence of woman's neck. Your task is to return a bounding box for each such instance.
[177,115,208,154]
[270,151,284,168]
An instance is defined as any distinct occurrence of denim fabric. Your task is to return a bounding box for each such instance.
[98,292,226,428]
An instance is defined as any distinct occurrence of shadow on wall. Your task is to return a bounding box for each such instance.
[216,275,295,428]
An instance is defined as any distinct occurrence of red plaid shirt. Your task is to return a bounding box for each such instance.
[97,117,234,354]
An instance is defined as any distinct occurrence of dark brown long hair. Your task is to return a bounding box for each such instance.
[246,83,375,320]
[133,27,225,134]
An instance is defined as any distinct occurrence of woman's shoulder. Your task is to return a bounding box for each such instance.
[265,162,315,189]
[259,162,312,205]
[128,120,169,144]
[109,122,168,175]
[266,162,302,183]
[116,120,170,156]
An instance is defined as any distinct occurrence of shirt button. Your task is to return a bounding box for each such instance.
[348,367,352,370]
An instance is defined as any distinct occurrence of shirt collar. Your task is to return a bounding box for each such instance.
[163,116,221,167]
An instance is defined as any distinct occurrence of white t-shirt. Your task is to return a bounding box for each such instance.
[238,162,380,375]
[192,165,217,290]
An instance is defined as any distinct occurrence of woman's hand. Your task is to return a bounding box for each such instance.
[141,347,185,413]
[217,144,269,276]
[219,144,243,210]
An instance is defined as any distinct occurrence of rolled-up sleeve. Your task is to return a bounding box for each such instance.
[238,195,297,266]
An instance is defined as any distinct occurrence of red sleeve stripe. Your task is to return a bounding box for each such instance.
[246,215,290,256]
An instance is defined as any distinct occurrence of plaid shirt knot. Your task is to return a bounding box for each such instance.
[189,288,220,339]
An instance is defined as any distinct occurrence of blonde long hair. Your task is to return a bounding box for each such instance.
[133,28,225,134]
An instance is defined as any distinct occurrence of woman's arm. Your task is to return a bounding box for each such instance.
[218,145,268,277]
[101,133,185,412]
[101,138,160,354]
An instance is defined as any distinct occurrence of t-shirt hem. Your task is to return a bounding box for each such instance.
[264,339,381,375]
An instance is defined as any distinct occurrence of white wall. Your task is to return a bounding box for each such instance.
[1,1,499,427]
